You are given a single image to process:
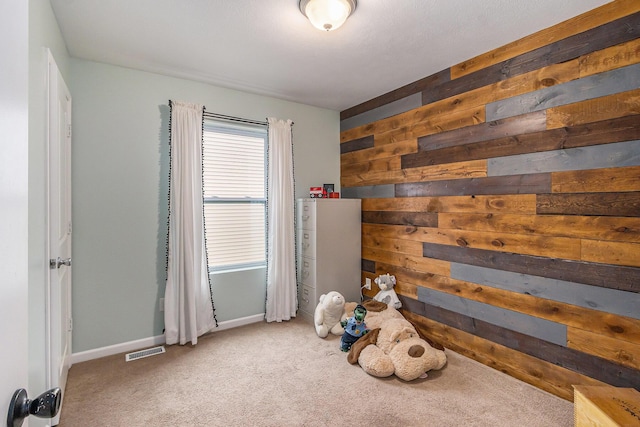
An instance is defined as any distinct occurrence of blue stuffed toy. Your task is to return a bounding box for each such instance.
[340,304,369,352]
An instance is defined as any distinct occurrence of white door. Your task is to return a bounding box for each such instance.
[46,50,73,426]
[0,0,30,424]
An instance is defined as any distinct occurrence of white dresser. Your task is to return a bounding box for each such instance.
[297,198,362,320]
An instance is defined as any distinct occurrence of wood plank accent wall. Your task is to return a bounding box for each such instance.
[340,0,640,401]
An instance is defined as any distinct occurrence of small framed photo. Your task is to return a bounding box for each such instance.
[323,184,334,195]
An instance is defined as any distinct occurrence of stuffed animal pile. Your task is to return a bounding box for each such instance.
[344,300,447,381]
[313,287,448,381]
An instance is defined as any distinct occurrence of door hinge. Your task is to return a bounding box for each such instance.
[67,123,72,138]
[68,317,73,332]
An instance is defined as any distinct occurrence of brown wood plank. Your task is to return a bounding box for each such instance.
[362,235,424,257]
[404,114,640,168]
[552,165,640,193]
[403,308,608,401]
[395,173,551,197]
[438,212,640,243]
[568,327,640,370]
[451,0,640,79]
[547,88,640,129]
[579,37,640,77]
[417,274,640,344]
[537,192,640,217]
[439,227,581,260]
[422,242,640,293]
[341,156,401,177]
[374,107,485,146]
[366,221,581,260]
[340,139,416,166]
[361,195,538,214]
[417,111,547,152]
[362,210,438,227]
[362,246,450,277]
[582,240,640,268]
[343,159,487,188]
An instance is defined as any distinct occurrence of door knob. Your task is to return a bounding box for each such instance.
[49,257,72,269]
[6,387,61,427]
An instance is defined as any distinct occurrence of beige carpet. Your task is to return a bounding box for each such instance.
[59,316,573,426]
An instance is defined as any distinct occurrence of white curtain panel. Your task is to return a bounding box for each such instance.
[265,117,297,322]
[165,101,216,345]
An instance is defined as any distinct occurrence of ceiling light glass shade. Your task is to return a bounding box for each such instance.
[299,0,357,31]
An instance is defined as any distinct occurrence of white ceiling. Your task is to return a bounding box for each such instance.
[50,0,610,112]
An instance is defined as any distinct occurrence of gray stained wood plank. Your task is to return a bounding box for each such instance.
[417,286,567,345]
[486,63,640,121]
[395,173,551,197]
[342,184,395,199]
[422,242,640,293]
[488,140,640,176]
[450,263,640,320]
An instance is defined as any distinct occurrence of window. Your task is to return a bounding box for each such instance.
[202,118,267,272]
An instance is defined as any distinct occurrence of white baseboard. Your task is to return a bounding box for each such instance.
[211,313,265,332]
[70,313,265,364]
[70,334,166,365]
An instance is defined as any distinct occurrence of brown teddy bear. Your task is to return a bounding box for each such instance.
[344,300,447,381]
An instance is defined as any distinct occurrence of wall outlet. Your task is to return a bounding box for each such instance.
[364,278,372,290]
[159,298,165,312]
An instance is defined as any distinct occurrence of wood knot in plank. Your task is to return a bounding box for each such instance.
[609,325,625,334]
[491,239,505,247]
[456,238,468,247]
[540,78,556,87]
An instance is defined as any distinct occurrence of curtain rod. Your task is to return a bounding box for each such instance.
[203,111,267,127]
[169,100,292,126]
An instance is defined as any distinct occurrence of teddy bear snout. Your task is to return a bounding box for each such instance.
[408,344,425,358]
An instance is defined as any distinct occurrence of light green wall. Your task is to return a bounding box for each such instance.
[69,59,339,352]
[28,0,70,417]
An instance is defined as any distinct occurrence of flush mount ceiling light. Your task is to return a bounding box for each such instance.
[299,0,357,31]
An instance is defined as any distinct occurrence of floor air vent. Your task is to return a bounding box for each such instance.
[125,346,165,362]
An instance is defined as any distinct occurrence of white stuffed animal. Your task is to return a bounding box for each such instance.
[373,273,402,309]
[314,291,347,338]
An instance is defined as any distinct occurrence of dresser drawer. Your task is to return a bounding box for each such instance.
[298,229,316,259]
[298,257,316,287]
[297,200,316,230]
[298,284,316,315]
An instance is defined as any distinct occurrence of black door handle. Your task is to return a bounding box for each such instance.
[6,387,61,427]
